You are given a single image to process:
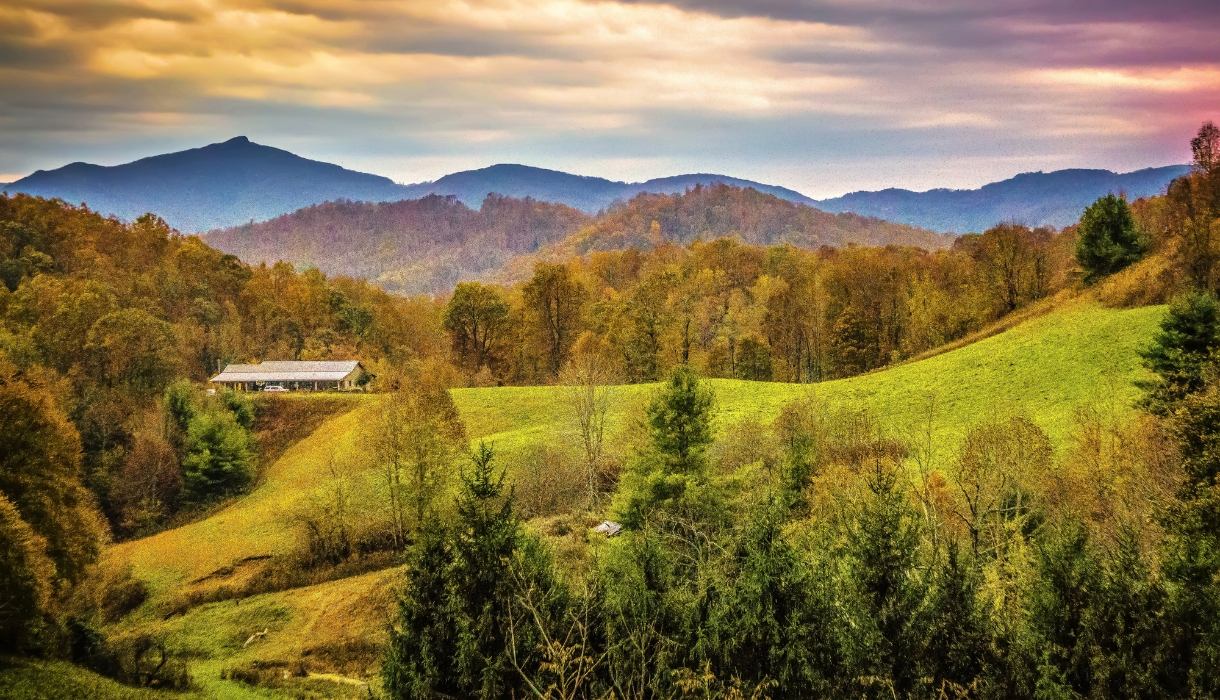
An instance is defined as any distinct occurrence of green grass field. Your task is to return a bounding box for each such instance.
[54,301,1169,698]
[456,301,1165,456]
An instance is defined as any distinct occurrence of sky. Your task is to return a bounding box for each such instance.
[1,0,1217,198]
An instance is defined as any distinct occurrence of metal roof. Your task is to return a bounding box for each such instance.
[211,360,362,383]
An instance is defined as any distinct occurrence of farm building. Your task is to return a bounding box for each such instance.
[210,360,366,391]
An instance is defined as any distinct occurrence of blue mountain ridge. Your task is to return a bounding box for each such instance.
[4,136,1191,234]
[815,165,1192,233]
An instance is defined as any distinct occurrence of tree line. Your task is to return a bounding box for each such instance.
[445,223,1074,385]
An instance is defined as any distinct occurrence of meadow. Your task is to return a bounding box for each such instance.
[36,300,1160,699]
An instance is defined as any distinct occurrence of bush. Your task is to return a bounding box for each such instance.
[99,566,148,624]
[514,444,585,519]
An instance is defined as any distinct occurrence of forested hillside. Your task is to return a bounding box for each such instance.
[206,194,591,294]
[0,193,452,542]
[445,221,1070,386]
[208,183,950,295]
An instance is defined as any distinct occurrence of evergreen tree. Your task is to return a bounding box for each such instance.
[180,408,254,504]
[924,543,988,696]
[613,366,718,529]
[646,365,715,474]
[1141,290,1220,413]
[383,521,455,699]
[1161,385,1220,697]
[1027,521,1099,699]
[698,500,839,699]
[1075,194,1145,283]
[838,462,929,699]
[1088,529,1171,698]
[383,443,562,700]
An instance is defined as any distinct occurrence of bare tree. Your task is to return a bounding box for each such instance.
[948,416,1051,557]
[508,576,606,700]
[561,353,615,506]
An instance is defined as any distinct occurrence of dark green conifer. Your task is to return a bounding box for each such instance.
[1075,193,1145,283]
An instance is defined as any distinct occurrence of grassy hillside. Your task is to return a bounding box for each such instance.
[0,656,200,700]
[93,300,1162,698]
[458,300,1164,454]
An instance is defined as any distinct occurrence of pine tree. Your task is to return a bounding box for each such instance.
[1075,194,1145,283]
[839,461,929,699]
[383,443,562,700]
[1141,290,1220,413]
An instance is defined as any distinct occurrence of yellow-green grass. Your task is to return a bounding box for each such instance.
[116,301,1164,601]
[107,406,371,598]
[0,656,200,700]
[455,301,1166,456]
[108,568,396,700]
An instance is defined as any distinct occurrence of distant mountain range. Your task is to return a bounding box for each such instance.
[6,137,406,234]
[3,137,815,233]
[2,136,1191,235]
[400,164,819,213]
[815,165,1192,233]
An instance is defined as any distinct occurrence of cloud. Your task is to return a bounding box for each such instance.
[0,0,1216,196]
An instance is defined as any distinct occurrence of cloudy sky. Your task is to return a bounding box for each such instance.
[1,0,1217,197]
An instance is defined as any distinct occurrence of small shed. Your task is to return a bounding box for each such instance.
[210,360,366,392]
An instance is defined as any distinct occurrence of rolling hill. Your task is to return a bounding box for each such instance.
[399,163,819,212]
[814,165,1192,233]
[91,299,1162,698]
[203,194,592,294]
[205,183,951,294]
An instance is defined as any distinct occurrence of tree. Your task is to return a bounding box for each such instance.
[361,379,467,548]
[382,443,562,700]
[974,224,1053,313]
[0,365,105,587]
[561,352,615,506]
[444,281,510,377]
[180,408,254,504]
[523,263,587,377]
[1026,521,1099,699]
[838,460,930,700]
[0,493,55,652]
[1141,291,1220,413]
[950,417,1052,557]
[612,366,719,529]
[646,365,715,475]
[85,308,179,399]
[1076,194,1145,283]
[1193,121,1220,175]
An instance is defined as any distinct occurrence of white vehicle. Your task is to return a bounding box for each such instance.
[262,384,289,392]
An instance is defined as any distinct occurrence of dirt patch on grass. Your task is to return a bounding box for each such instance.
[250,395,367,475]
[161,551,400,619]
